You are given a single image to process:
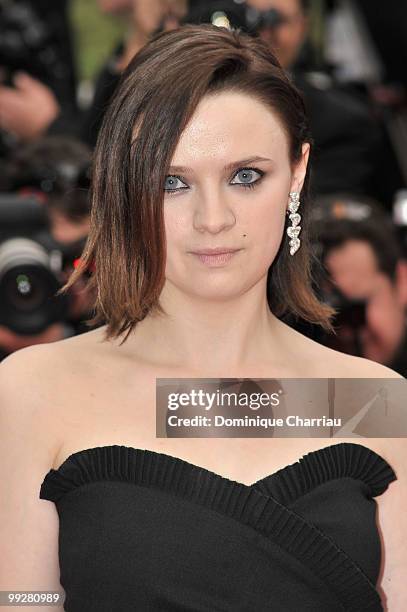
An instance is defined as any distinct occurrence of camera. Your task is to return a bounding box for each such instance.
[0,193,89,335]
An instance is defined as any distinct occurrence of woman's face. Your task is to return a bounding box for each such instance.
[162,90,309,302]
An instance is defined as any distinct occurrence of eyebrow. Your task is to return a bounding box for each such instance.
[167,156,274,175]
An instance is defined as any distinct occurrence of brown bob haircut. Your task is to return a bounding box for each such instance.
[59,23,336,344]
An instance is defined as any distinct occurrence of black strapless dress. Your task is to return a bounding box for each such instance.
[39,442,396,611]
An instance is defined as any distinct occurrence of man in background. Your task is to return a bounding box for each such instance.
[246,0,384,199]
[0,136,95,357]
[314,195,407,376]
[0,0,187,149]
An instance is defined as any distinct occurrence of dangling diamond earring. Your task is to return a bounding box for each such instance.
[286,192,301,256]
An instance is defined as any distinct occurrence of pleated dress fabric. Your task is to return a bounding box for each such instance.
[39,442,396,611]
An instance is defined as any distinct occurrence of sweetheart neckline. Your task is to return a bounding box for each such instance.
[40,441,395,611]
[49,440,391,491]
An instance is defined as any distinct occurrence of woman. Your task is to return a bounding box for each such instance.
[1,24,405,611]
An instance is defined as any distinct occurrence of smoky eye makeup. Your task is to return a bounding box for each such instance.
[229,167,265,189]
[164,166,266,194]
[164,175,189,192]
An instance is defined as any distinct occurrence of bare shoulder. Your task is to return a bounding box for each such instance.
[0,328,106,444]
[0,327,117,590]
[0,341,77,591]
[1,339,70,405]
[334,351,404,379]
[365,438,407,476]
[285,324,404,378]
[0,339,75,453]
[1,325,109,384]
[370,438,407,610]
[0,342,61,416]
[378,438,407,468]
[0,325,126,445]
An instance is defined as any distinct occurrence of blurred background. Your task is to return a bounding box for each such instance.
[0,0,406,375]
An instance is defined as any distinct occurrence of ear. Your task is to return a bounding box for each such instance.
[290,142,310,195]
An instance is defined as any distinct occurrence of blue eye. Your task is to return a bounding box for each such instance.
[230,168,264,189]
[164,175,188,192]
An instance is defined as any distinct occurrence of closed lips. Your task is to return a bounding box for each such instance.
[191,248,240,255]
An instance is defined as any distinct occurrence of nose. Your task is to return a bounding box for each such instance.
[193,185,236,234]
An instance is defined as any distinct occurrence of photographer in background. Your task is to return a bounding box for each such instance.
[245,0,312,70]
[0,136,96,359]
[0,0,77,156]
[0,0,188,150]
[313,195,407,376]
[245,0,384,199]
[80,0,188,147]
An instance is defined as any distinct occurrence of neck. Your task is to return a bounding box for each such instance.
[124,280,289,376]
